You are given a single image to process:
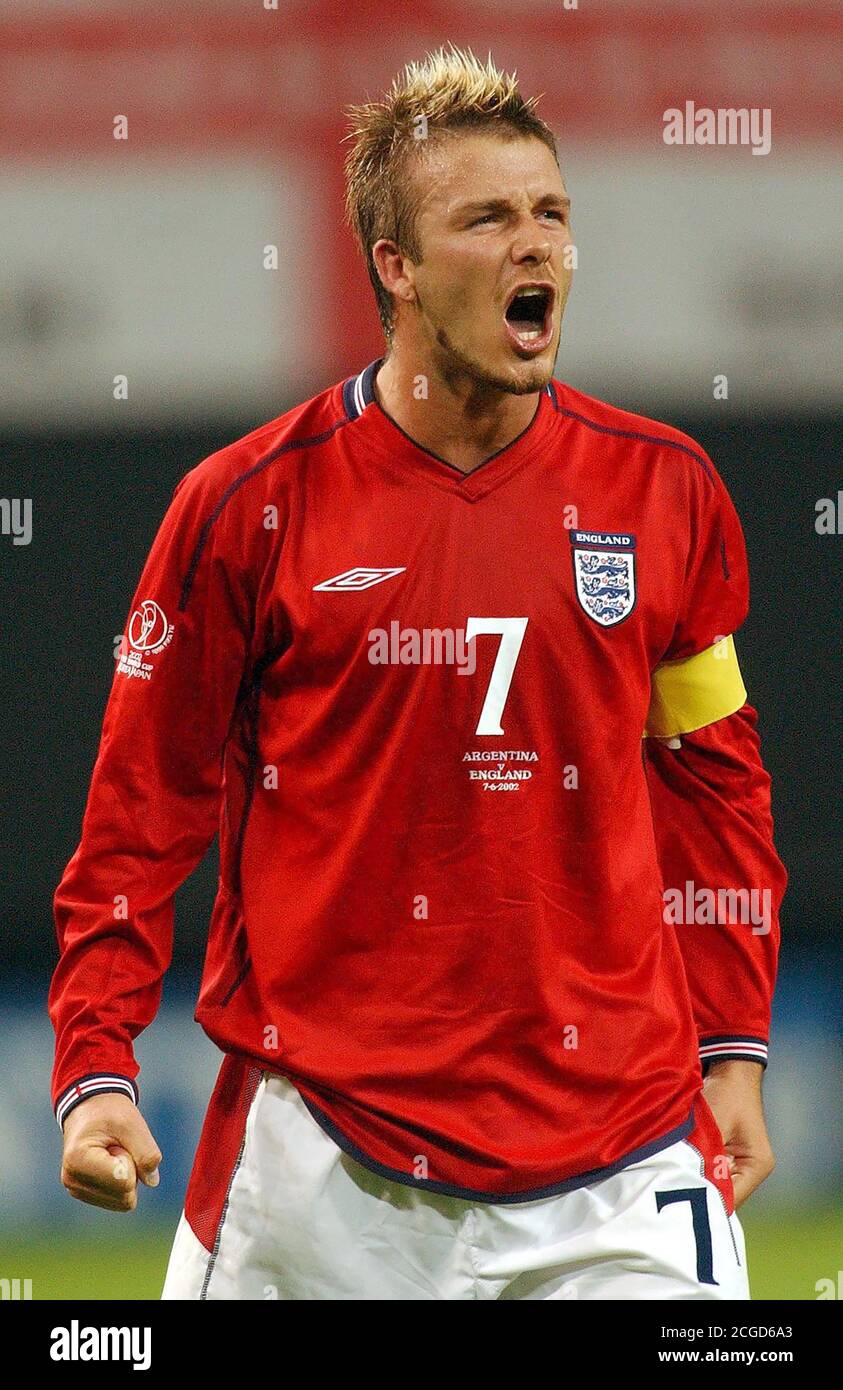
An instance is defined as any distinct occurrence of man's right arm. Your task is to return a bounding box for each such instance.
[49,458,258,1205]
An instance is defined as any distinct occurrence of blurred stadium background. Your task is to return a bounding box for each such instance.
[1,0,841,1300]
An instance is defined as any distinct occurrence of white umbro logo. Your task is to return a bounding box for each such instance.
[313,567,406,592]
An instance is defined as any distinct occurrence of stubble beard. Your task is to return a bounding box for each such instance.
[432,323,555,398]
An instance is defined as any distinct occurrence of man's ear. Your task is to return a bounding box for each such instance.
[372,239,417,310]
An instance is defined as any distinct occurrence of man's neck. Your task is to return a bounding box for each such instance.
[373,350,541,475]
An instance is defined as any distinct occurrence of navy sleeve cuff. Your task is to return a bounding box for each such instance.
[55,1073,139,1129]
[699,1036,768,1073]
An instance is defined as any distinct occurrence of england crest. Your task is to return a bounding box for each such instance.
[569,530,637,627]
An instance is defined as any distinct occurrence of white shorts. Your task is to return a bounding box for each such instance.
[161,1071,750,1301]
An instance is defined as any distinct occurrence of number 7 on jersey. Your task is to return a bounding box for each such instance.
[464,617,528,736]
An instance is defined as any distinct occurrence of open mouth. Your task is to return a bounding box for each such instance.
[503,284,555,352]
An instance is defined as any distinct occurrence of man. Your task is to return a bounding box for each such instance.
[50,46,786,1300]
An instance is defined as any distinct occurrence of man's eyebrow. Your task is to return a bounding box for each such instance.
[454,193,571,216]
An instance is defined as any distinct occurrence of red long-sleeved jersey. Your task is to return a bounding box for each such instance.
[49,361,786,1201]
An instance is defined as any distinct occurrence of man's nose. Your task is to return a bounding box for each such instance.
[509,227,552,266]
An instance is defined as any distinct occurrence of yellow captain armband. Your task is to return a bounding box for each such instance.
[644,634,747,740]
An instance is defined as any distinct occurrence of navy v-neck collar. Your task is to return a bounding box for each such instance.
[342,358,560,498]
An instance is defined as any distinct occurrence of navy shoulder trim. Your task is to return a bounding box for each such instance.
[180,416,348,610]
[549,382,715,484]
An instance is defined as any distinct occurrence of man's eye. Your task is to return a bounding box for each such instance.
[470,214,497,226]
[541,210,566,222]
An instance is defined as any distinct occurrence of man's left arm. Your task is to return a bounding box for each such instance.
[644,697,787,1207]
[643,445,787,1208]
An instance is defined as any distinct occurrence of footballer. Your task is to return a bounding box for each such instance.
[50,47,787,1300]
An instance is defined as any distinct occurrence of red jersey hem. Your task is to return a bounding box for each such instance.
[287,1076,697,1205]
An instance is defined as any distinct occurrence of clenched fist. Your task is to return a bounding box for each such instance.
[60,1093,162,1212]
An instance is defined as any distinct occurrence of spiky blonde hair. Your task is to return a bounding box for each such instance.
[344,44,558,340]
